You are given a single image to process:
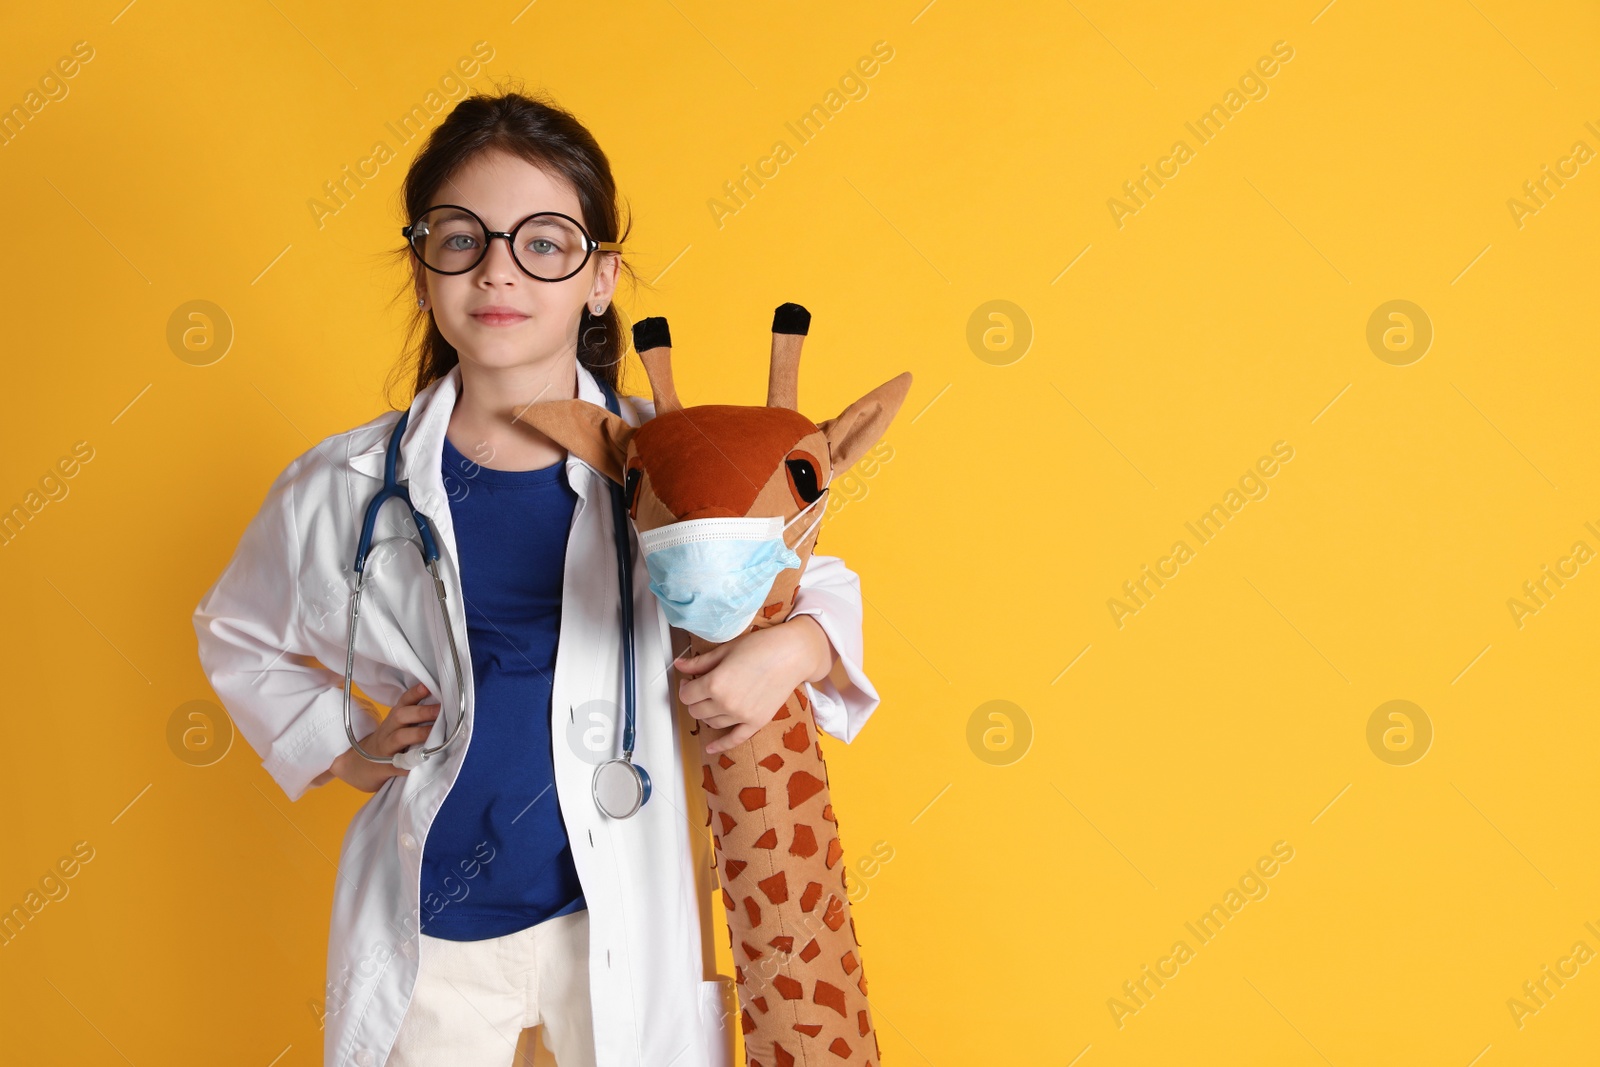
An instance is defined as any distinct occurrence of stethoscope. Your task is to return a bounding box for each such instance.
[341,378,651,819]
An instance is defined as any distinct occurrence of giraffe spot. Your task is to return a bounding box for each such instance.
[772,974,803,1000]
[774,1044,795,1067]
[857,973,869,995]
[821,803,836,824]
[792,1023,822,1038]
[758,752,785,772]
[724,859,747,881]
[841,951,858,975]
[788,771,825,809]
[741,940,764,961]
[717,753,735,769]
[704,807,712,828]
[744,897,762,927]
[827,1037,852,1058]
[758,872,789,904]
[739,786,768,811]
[813,980,848,1017]
[762,601,785,619]
[719,812,737,834]
[735,965,745,986]
[822,895,845,931]
[800,882,823,913]
[753,828,778,849]
[796,687,811,711]
[790,824,817,858]
[782,721,810,752]
[721,888,734,912]
[825,837,844,869]
[701,765,718,795]
[740,1009,756,1035]
[752,996,769,1014]
[773,702,792,721]
[768,935,794,953]
[857,1010,871,1036]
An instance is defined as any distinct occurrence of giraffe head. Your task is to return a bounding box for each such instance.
[516,302,912,647]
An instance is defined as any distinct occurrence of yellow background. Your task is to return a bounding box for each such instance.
[2,0,1597,1063]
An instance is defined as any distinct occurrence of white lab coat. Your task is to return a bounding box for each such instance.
[192,362,881,1067]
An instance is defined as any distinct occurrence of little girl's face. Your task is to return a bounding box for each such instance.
[415,148,616,378]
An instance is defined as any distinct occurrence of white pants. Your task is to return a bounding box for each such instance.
[386,908,598,1067]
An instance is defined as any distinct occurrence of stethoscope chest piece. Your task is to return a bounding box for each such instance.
[593,757,651,819]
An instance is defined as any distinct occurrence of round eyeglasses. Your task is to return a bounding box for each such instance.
[402,205,624,282]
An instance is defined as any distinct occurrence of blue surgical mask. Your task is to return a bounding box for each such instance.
[638,489,829,643]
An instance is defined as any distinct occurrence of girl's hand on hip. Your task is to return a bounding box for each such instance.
[675,616,835,755]
[329,682,440,793]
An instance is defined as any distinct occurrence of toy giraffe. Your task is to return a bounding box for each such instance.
[516,302,910,1066]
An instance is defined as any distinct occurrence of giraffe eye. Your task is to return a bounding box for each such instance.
[785,456,822,504]
[624,465,643,517]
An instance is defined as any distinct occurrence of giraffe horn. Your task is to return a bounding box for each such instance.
[766,302,810,410]
[631,316,682,413]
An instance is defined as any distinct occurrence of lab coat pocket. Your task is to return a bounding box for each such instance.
[700,976,736,1067]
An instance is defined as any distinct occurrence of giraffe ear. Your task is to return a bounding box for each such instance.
[513,399,636,485]
[816,372,913,476]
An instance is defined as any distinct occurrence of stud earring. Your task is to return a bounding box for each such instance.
[417,296,425,309]
[593,303,605,315]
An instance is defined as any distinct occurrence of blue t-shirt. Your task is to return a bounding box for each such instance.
[418,434,586,941]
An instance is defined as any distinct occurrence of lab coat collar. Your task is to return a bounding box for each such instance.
[346,361,622,506]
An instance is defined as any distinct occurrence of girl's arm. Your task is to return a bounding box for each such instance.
[673,553,883,753]
[192,457,381,802]
[787,553,881,743]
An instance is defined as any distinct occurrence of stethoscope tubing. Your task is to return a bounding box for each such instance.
[339,384,649,818]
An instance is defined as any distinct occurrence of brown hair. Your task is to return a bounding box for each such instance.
[385,83,642,406]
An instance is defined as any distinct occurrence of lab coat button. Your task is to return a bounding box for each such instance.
[399,832,418,852]
[354,1049,375,1067]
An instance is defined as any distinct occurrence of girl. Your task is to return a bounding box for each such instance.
[193,90,881,1067]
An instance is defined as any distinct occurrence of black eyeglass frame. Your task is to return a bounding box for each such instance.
[401,205,624,282]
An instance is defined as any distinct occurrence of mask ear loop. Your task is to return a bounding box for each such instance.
[781,486,830,553]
